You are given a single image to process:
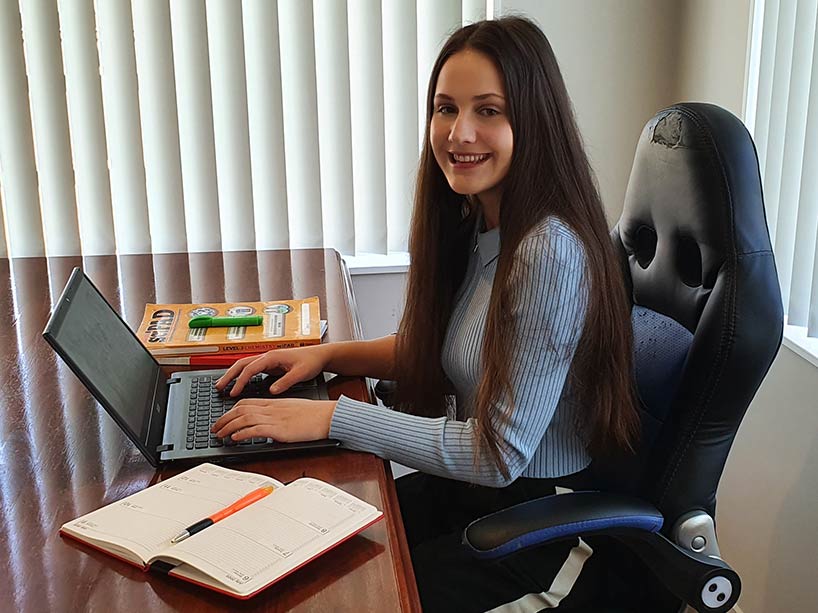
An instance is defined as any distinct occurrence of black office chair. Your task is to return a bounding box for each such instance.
[460,103,784,612]
[378,103,784,612]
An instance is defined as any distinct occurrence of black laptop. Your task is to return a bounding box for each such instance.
[42,267,339,467]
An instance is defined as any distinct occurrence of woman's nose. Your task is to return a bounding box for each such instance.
[448,114,476,144]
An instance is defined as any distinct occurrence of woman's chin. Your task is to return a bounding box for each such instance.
[448,186,472,196]
[445,180,480,196]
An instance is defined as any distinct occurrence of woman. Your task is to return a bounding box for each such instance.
[213,16,638,611]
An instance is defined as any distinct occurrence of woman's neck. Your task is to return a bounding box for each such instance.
[477,194,500,231]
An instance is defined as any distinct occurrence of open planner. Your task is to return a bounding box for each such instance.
[60,463,383,599]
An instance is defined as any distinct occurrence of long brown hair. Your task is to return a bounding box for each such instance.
[394,16,639,479]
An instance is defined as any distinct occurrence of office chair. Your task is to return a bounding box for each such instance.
[378,103,784,612]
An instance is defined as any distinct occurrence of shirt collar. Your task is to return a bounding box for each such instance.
[476,226,500,267]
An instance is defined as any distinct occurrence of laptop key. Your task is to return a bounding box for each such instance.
[224,437,237,446]
[186,443,194,450]
[194,441,207,449]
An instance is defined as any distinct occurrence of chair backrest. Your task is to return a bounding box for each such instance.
[609,103,783,528]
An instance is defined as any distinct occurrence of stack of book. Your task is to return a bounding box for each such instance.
[134,297,327,366]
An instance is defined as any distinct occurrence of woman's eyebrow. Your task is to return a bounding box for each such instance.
[433,92,505,101]
[473,93,505,101]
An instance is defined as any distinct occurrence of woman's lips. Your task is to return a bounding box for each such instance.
[448,152,492,169]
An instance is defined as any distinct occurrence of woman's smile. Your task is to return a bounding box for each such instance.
[448,152,493,169]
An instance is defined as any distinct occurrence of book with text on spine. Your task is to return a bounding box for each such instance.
[135,297,321,356]
[60,463,383,599]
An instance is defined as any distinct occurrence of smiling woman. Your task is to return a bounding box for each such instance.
[214,16,638,613]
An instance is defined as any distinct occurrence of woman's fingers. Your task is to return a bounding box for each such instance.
[229,424,276,442]
[212,404,276,438]
[225,355,282,396]
[266,368,304,394]
[214,356,257,389]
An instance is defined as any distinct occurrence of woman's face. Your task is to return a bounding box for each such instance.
[430,49,513,209]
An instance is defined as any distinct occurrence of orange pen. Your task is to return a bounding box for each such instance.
[170,484,275,543]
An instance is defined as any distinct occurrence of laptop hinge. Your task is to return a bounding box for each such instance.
[166,376,181,385]
[156,443,173,452]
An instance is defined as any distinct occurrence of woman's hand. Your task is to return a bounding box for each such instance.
[211,398,337,442]
[214,344,332,397]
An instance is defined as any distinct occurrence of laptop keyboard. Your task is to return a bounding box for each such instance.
[185,375,270,450]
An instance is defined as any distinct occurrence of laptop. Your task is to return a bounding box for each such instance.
[42,267,339,467]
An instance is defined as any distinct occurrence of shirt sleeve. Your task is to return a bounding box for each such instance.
[329,226,589,487]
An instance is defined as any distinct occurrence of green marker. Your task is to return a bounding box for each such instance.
[188,315,263,328]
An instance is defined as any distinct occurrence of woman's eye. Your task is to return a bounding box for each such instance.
[436,105,455,114]
[479,107,500,117]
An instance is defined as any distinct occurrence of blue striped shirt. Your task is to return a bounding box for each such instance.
[330,216,591,487]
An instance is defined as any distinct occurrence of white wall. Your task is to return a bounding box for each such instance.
[349,272,406,338]
[718,348,818,613]
[675,0,752,118]
[504,0,683,224]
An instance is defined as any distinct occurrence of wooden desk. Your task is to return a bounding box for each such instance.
[0,249,420,612]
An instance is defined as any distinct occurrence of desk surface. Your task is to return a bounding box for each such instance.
[0,249,420,612]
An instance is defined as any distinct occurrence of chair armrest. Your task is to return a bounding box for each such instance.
[463,491,740,613]
[462,491,663,560]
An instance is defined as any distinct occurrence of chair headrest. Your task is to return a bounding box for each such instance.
[615,103,772,331]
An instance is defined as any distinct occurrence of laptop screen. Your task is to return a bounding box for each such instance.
[43,269,162,450]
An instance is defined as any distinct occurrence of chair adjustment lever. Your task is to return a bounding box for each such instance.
[613,529,740,613]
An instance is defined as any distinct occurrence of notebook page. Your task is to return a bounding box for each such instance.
[162,478,382,596]
[61,463,282,564]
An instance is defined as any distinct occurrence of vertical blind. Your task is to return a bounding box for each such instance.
[0,0,495,259]
[747,0,818,338]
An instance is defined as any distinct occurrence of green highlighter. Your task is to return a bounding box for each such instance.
[188,315,263,329]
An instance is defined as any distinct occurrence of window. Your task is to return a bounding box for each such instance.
[745,0,818,365]
[0,0,495,260]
